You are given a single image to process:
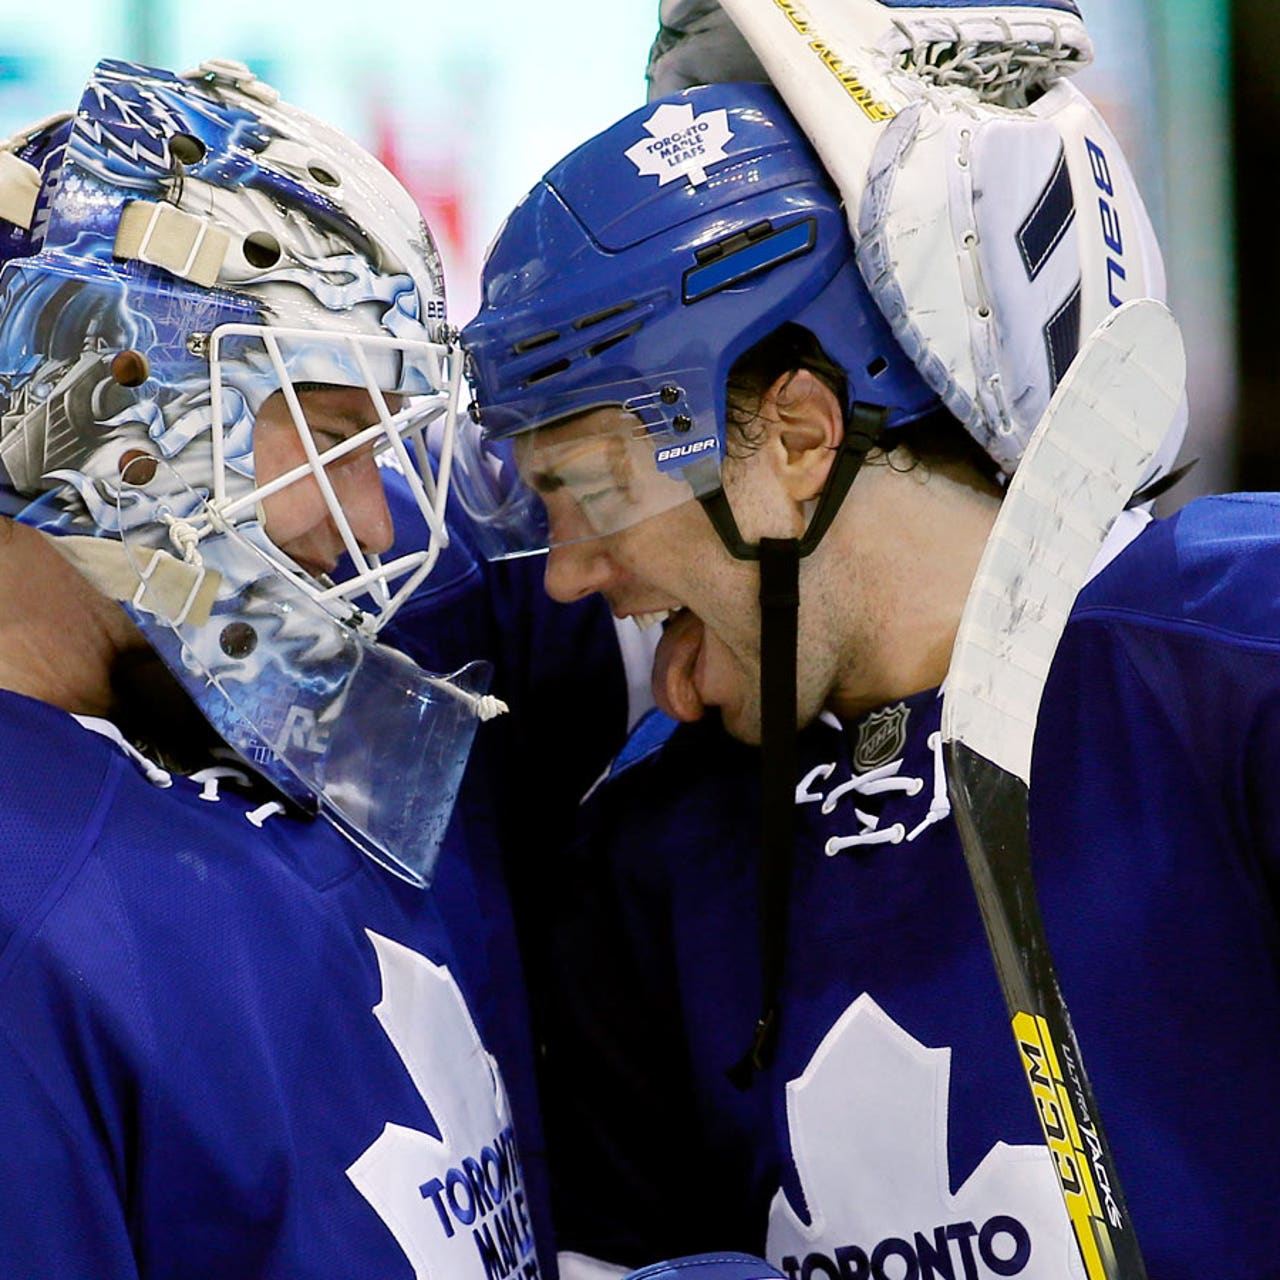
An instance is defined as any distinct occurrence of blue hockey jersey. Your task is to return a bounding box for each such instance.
[540,495,1280,1279]
[0,502,629,1278]
[381,481,634,1275]
[0,688,547,1279]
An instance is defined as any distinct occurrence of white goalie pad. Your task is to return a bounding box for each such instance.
[856,75,1169,474]
[649,0,1093,104]
[651,0,1184,483]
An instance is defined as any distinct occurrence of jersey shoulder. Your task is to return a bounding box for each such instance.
[598,706,681,780]
[589,708,756,797]
[1079,493,1280,644]
[572,710,760,885]
[0,693,123,949]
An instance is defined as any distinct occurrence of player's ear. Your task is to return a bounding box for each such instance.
[760,368,843,502]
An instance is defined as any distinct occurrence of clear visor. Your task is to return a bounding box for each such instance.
[453,371,725,561]
[119,454,494,888]
[205,321,464,634]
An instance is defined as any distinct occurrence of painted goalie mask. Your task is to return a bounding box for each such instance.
[0,57,496,886]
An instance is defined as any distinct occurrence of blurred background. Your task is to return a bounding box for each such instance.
[0,1,1257,503]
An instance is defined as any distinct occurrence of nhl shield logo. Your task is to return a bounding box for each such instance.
[853,703,910,772]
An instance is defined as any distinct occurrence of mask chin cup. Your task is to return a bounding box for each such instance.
[308,647,492,888]
[118,463,490,888]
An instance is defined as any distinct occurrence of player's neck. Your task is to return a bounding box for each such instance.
[825,452,1001,718]
[0,521,141,717]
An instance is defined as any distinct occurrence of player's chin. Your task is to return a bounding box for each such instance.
[283,546,339,581]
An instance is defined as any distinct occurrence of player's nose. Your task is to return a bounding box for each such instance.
[336,452,395,557]
[543,536,618,604]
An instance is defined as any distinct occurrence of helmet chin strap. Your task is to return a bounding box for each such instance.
[698,403,887,1086]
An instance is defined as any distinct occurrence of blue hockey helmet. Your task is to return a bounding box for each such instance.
[457,81,941,559]
[0,58,497,886]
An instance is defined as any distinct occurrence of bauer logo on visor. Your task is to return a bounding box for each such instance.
[625,102,734,187]
[655,436,717,469]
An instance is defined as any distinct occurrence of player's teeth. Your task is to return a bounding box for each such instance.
[631,610,671,631]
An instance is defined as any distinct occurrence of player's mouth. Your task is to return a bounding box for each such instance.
[295,557,339,581]
[629,609,671,631]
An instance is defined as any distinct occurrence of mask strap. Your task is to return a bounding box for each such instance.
[45,533,221,627]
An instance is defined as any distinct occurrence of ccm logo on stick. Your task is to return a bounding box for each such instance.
[1085,137,1128,307]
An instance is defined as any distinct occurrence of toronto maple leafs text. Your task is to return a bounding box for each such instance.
[419,1125,540,1280]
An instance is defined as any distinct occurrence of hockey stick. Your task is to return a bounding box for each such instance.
[940,297,1185,1280]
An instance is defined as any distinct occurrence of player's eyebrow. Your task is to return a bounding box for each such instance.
[523,438,620,496]
[528,467,564,495]
[305,396,405,450]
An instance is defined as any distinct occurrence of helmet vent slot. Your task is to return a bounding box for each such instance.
[524,358,571,386]
[513,330,560,355]
[683,218,817,305]
[694,219,774,265]
[867,356,889,378]
[585,322,643,359]
[573,301,637,331]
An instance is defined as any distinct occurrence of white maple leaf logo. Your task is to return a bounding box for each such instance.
[347,931,541,1280]
[767,995,1086,1279]
[624,102,734,187]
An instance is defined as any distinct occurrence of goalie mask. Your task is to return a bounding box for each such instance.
[0,58,495,887]
[458,81,940,562]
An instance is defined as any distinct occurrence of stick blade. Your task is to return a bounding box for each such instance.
[941,297,1186,783]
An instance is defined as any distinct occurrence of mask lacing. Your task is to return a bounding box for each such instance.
[162,512,205,566]
[162,500,505,722]
[896,19,1084,109]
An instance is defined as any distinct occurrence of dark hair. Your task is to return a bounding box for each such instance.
[724,322,1001,486]
[725,323,849,457]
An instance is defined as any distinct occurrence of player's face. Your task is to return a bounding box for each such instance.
[253,386,397,579]
[533,405,845,743]
[514,405,698,544]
